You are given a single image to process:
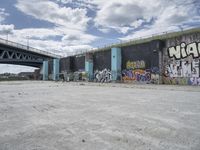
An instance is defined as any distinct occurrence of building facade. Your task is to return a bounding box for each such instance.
[44,28,200,86]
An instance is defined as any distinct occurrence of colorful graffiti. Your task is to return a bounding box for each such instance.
[163,76,200,85]
[123,60,159,84]
[168,42,200,60]
[94,69,112,83]
[122,68,159,84]
[165,41,200,86]
[126,60,145,69]
[163,60,200,85]
[122,69,151,83]
[163,77,188,85]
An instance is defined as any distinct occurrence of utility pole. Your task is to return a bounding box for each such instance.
[6,31,9,43]
[27,36,29,49]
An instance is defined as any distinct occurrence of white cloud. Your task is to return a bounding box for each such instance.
[93,0,157,33]
[61,32,96,46]
[0,24,14,35]
[0,26,96,57]
[0,8,14,35]
[13,0,98,56]
[119,26,179,41]
[92,0,200,34]
[15,0,91,31]
[0,8,9,23]
[120,0,200,40]
[0,1,97,73]
[57,0,97,10]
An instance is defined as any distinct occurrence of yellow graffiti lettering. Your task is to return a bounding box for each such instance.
[126,60,145,69]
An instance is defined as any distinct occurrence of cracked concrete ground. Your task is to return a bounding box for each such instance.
[0,81,200,150]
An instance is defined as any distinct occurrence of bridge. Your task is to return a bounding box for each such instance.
[0,38,60,68]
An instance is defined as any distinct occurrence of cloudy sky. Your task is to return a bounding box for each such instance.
[0,0,200,73]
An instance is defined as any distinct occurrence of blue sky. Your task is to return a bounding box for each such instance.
[0,0,200,73]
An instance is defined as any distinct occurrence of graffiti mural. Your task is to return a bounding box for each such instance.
[163,77,189,85]
[122,60,159,84]
[151,67,160,84]
[94,69,112,83]
[126,60,145,69]
[189,77,200,85]
[164,41,200,85]
[122,69,151,83]
[164,60,199,78]
[168,42,200,60]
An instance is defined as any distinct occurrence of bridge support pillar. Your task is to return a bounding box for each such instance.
[85,53,93,81]
[43,61,48,81]
[111,47,121,81]
[53,59,60,81]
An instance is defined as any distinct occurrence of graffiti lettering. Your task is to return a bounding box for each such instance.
[163,77,188,85]
[168,42,200,59]
[122,69,151,82]
[126,60,145,69]
[94,69,112,83]
[164,60,199,78]
[189,77,200,85]
[163,77,200,86]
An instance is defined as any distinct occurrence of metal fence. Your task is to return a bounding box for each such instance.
[69,27,199,57]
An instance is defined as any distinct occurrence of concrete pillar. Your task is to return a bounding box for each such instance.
[42,61,48,81]
[85,53,93,81]
[158,50,163,84]
[53,59,60,81]
[111,47,122,81]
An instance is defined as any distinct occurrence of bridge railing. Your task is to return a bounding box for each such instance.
[67,27,200,57]
[0,37,61,58]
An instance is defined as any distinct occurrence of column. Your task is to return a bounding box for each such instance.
[53,59,60,81]
[85,53,93,81]
[42,60,48,81]
[111,47,122,81]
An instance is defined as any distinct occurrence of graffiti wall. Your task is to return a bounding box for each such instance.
[93,50,111,71]
[121,40,162,84]
[94,69,112,83]
[92,50,112,83]
[163,32,200,85]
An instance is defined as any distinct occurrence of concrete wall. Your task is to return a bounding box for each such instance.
[48,60,53,80]
[121,40,162,84]
[59,55,86,81]
[45,29,200,86]
[72,55,85,72]
[162,32,200,85]
[93,50,111,70]
[93,50,112,82]
[60,57,71,73]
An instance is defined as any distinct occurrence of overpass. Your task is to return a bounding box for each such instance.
[0,38,61,68]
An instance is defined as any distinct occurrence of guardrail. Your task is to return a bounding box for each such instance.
[1,27,199,59]
[68,27,200,57]
[0,37,61,58]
